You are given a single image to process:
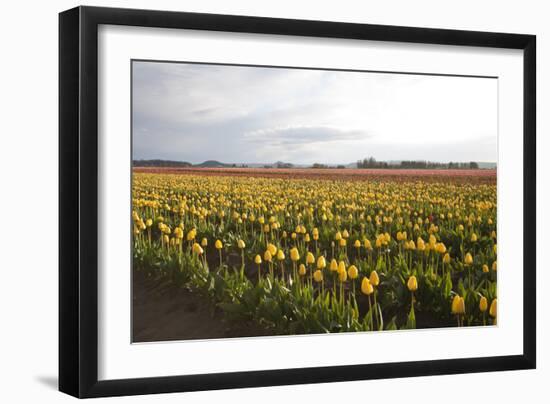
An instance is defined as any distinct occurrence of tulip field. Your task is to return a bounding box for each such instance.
[132,169,497,338]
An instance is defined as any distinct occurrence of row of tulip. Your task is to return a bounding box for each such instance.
[132,173,497,334]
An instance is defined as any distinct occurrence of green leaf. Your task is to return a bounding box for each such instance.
[377,303,384,331]
[405,305,416,329]
[444,272,452,298]
[385,316,398,331]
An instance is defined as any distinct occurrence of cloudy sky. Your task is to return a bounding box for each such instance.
[132,61,497,165]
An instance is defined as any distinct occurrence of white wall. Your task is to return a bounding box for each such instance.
[0,0,546,402]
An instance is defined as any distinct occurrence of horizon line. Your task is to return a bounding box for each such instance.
[132,158,497,165]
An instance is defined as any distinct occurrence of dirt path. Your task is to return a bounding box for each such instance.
[132,270,267,342]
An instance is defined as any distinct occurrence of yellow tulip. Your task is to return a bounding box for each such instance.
[479,296,488,312]
[482,264,489,273]
[464,253,473,265]
[298,264,306,276]
[237,239,246,249]
[317,256,326,270]
[306,252,315,265]
[407,275,418,292]
[201,237,208,247]
[330,259,338,272]
[451,295,465,315]
[215,239,223,250]
[361,277,374,295]
[313,269,323,283]
[337,261,346,274]
[254,254,262,265]
[471,233,478,242]
[192,242,203,255]
[348,265,358,279]
[290,247,300,262]
[489,299,497,318]
[354,240,361,248]
[338,268,347,282]
[267,243,277,256]
[369,270,380,287]
[263,250,272,262]
[443,253,451,264]
[276,250,285,260]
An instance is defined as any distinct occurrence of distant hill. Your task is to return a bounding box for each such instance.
[194,160,231,168]
[133,159,192,167]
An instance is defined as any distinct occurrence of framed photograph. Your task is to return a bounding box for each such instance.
[59,6,536,398]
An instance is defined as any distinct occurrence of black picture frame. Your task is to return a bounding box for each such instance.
[59,5,536,398]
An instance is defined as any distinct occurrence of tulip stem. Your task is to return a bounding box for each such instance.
[368,295,373,331]
[373,289,379,330]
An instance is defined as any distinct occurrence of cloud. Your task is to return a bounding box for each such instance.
[132,61,497,164]
[244,125,370,147]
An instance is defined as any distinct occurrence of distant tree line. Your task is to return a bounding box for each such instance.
[275,162,294,169]
[356,157,479,169]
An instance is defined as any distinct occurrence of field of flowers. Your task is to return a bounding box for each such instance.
[132,170,497,336]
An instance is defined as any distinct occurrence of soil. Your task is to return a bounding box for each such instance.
[133,266,456,343]
[132,269,269,342]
